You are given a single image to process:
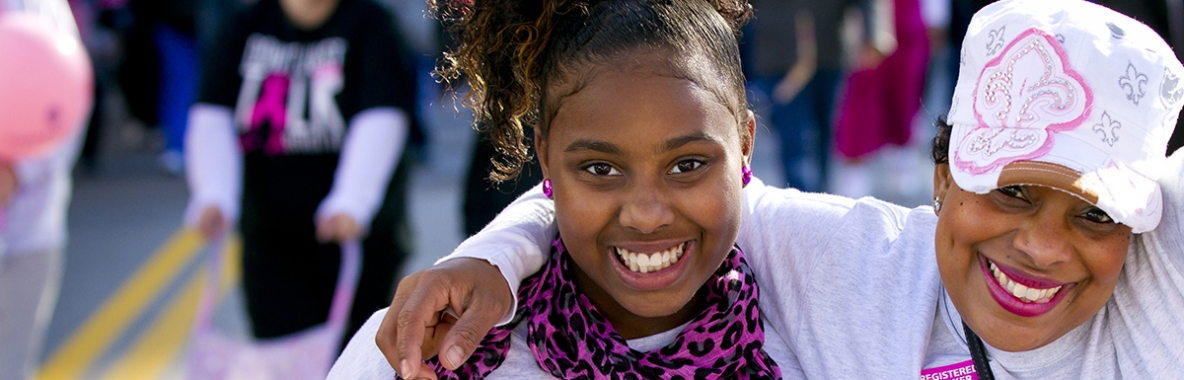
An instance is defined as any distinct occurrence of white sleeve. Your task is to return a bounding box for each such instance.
[184,104,242,227]
[315,107,408,229]
[1107,147,1184,375]
[436,182,556,326]
[13,128,83,189]
[1155,150,1184,269]
[328,308,398,379]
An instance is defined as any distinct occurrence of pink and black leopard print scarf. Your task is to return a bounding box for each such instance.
[418,237,782,379]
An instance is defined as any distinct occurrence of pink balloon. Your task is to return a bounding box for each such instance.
[0,12,92,161]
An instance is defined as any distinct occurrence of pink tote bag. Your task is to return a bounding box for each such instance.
[184,238,361,380]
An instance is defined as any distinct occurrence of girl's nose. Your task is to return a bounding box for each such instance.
[619,190,674,234]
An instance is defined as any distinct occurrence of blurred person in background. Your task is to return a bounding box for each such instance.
[462,126,543,237]
[100,0,202,174]
[0,1,88,378]
[830,0,930,199]
[184,0,419,349]
[745,0,895,193]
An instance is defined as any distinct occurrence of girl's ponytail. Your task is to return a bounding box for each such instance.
[433,0,584,182]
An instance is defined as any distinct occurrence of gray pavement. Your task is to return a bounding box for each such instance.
[38,91,476,378]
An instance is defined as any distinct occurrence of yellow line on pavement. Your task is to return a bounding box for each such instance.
[96,239,241,380]
[37,229,205,380]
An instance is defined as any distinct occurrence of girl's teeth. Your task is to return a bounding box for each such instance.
[616,243,685,273]
[988,261,1063,303]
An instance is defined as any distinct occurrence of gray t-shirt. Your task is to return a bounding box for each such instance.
[436,151,1184,378]
[328,308,803,378]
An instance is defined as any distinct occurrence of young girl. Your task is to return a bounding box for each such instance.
[381,0,1184,378]
[331,0,797,378]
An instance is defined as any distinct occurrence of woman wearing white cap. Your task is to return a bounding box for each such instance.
[378,0,1184,378]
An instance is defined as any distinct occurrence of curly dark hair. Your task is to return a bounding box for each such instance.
[431,0,754,182]
[932,117,953,164]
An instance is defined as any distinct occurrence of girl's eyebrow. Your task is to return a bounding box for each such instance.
[659,132,719,153]
[565,140,621,154]
[564,133,720,155]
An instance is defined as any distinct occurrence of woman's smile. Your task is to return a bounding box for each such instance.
[979,254,1076,317]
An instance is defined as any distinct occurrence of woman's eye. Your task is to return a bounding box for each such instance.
[584,163,619,176]
[997,185,1028,201]
[1082,207,1115,224]
[670,159,704,174]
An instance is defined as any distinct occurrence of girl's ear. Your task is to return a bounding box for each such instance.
[742,110,756,166]
[535,126,550,178]
[933,163,952,210]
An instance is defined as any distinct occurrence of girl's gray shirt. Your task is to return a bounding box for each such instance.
[419,151,1184,379]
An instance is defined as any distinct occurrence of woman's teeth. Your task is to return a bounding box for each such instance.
[616,243,685,274]
[989,261,1062,303]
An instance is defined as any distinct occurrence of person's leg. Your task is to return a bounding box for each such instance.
[778,77,822,192]
[0,248,63,380]
[150,24,200,174]
[811,69,844,193]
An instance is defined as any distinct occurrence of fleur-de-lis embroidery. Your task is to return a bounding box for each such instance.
[1092,111,1121,147]
[1161,68,1183,107]
[986,26,1006,56]
[1119,63,1148,105]
[958,28,1092,175]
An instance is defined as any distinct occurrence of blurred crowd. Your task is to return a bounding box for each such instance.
[2,0,1183,378]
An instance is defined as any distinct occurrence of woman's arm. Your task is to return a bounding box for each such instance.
[376,177,860,378]
[183,104,242,239]
[314,108,407,242]
[377,183,554,377]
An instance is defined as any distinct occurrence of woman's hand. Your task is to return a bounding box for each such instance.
[377,258,513,379]
[0,163,15,206]
[197,206,228,241]
[316,213,361,243]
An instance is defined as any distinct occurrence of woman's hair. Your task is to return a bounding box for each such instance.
[433,0,753,182]
[931,118,953,164]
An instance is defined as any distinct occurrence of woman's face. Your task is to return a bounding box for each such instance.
[537,62,753,326]
[933,165,1132,351]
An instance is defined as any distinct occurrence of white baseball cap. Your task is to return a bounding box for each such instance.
[947,0,1184,233]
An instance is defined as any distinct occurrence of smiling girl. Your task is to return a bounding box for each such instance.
[377,0,1184,378]
[330,0,795,378]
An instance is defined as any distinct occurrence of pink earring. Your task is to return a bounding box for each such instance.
[543,178,553,198]
[742,165,752,186]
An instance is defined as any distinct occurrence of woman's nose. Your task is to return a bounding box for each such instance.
[1013,215,1074,268]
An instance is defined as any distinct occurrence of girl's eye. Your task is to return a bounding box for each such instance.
[997,185,1029,201]
[670,159,704,174]
[1082,207,1115,224]
[584,163,620,176]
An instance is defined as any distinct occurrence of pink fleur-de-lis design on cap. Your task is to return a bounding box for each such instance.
[955,28,1094,174]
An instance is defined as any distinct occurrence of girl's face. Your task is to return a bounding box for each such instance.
[932,164,1132,351]
[537,62,753,335]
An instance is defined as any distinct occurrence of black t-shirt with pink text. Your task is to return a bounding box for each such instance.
[198,0,416,227]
